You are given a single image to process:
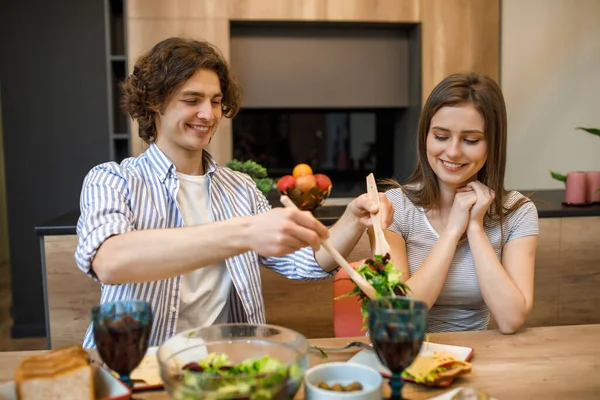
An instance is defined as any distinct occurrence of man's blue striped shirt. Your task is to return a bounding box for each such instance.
[75,143,332,348]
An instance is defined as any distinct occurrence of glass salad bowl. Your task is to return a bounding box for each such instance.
[157,323,309,400]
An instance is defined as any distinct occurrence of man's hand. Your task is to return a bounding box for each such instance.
[246,207,329,257]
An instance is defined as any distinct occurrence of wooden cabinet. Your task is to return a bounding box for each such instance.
[125,0,500,163]
[41,217,599,347]
[40,229,371,347]
[42,236,99,349]
[105,0,130,162]
[556,217,600,325]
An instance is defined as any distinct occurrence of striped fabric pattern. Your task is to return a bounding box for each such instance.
[385,188,539,332]
[75,143,333,348]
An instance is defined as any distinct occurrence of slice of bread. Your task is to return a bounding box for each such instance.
[14,345,94,400]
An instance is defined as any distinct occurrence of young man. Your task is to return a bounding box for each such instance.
[75,37,392,347]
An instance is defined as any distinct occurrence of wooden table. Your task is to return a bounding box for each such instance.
[1,324,599,399]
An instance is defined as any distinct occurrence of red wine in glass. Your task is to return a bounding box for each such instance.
[368,297,428,400]
[92,300,153,388]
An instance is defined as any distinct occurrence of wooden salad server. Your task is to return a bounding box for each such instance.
[279,195,377,300]
[366,173,391,257]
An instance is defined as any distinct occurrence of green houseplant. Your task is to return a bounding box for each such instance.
[226,159,274,197]
[550,127,600,189]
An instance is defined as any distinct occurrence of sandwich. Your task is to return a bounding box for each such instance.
[403,351,472,386]
[14,345,94,400]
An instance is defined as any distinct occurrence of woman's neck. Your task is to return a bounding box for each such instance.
[437,181,458,211]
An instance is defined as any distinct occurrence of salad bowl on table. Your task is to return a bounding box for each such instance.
[157,323,309,400]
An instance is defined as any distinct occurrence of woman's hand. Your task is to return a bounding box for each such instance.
[345,193,394,229]
[445,189,478,240]
[464,181,495,230]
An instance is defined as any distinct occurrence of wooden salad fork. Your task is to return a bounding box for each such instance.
[366,173,391,257]
[279,195,376,300]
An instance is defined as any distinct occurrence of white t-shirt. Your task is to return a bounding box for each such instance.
[175,171,232,333]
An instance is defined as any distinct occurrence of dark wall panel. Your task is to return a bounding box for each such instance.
[0,0,110,336]
[231,22,411,108]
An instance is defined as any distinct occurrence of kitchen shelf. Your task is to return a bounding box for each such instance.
[104,0,129,162]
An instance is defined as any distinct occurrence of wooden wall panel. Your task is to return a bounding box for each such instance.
[128,0,228,19]
[44,236,100,349]
[128,0,420,22]
[127,19,231,59]
[325,0,419,22]
[420,0,500,101]
[260,270,334,338]
[526,218,561,327]
[558,217,600,325]
[228,0,326,21]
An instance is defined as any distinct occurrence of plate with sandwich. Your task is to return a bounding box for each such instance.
[348,342,473,387]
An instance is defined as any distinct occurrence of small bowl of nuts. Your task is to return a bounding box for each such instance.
[304,362,383,400]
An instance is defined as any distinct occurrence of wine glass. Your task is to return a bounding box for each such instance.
[368,297,428,400]
[92,300,153,388]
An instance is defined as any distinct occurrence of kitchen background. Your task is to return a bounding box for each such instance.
[0,0,599,343]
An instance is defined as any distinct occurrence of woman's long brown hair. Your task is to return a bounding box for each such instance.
[384,72,528,225]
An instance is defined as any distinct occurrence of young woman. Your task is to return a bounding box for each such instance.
[382,72,538,334]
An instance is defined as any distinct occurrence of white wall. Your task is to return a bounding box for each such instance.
[502,0,600,190]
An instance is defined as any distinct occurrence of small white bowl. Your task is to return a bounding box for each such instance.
[304,362,383,400]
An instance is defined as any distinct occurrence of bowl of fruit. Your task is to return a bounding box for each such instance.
[277,164,332,211]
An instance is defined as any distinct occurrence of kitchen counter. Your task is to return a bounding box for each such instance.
[34,188,600,347]
[34,189,600,236]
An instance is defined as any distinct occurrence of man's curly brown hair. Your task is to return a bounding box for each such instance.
[121,37,241,143]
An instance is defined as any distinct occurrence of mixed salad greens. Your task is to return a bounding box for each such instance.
[175,353,303,400]
[336,253,410,327]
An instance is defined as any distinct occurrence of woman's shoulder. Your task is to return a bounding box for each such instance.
[385,186,419,209]
[503,190,537,211]
[385,185,424,229]
[501,191,539,233]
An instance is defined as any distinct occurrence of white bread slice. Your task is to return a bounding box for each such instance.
[15,345,94,400]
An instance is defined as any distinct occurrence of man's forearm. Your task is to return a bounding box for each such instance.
[92,218,253,284]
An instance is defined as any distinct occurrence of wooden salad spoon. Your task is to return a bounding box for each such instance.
[366,173,391,257]
[279,195,377,300]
